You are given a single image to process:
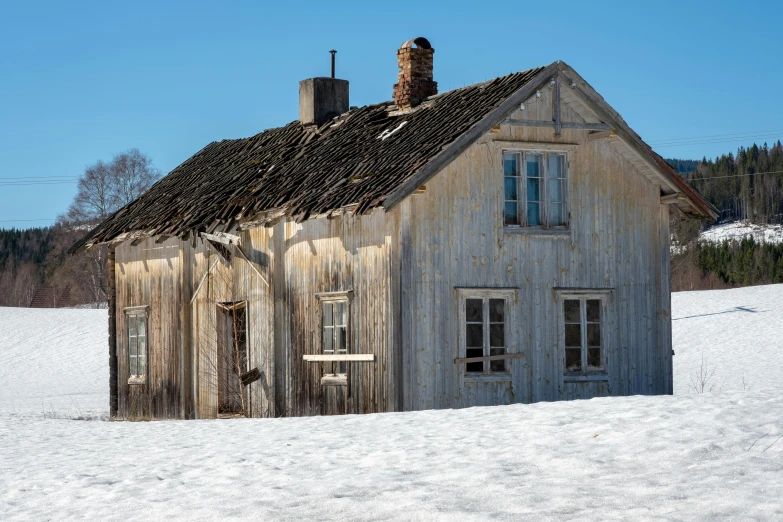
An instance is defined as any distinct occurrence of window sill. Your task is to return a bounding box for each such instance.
[321,375,348,386]
[464,373,513,383]
[128,376,147,385]
[563,373,609,383]
[503,227,571,238]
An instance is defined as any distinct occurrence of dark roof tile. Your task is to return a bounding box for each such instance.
[78,67,546,247]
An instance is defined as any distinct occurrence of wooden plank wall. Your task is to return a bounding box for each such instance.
[115,237,185,419]
[112,81,673,418]
[281,208,395,416]
[190,229,274,418]
[115,230,274,420]
[399,83,669,409]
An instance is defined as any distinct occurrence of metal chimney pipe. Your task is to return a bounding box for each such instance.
[330,49,336,78]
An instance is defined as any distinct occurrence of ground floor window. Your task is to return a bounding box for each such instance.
[317,291,352,377]
[125,306,148,382]
[559,292,609,377]
[456,289,517,379]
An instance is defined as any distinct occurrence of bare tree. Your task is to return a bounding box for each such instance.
[60,148,161,225]
[0,259,39,307]
[55,149,161,306]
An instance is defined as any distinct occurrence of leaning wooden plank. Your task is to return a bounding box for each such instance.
[200,231,241,246]
[454,353,526,364]
[190,258,219,304]
[240,368,261,386]
[235,244,270,288]
[660,193,686,204]
[303,354,376,362]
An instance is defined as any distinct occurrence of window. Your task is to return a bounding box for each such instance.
[321,299,349,376]
[125,307,148,382]
[503,151,568,228]
[562,296,605,376]
[457,289,517,378]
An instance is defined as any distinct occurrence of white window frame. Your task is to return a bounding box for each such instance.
[316,290,352,385]
[456,288,518,382]
[124,305,149,385]
[502,149,570,230]
[557,290,611,382]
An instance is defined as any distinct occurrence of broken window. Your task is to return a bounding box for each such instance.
[562,295,606,376]
[503,150,568,228]
[322,299,348,376]
[461,294,511,376]
[217,302,248,415]
[125,307,148,382]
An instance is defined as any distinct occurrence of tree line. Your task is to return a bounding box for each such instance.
[669,140,783,224]
[2,141,782,305]
[668,140,783,291]
[0,149,160,307]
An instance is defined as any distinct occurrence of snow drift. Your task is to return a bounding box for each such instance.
[1,285,782,520]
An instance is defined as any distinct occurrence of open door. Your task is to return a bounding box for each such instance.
[217,301,248,416]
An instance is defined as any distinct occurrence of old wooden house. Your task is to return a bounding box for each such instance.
[76,37,717,420]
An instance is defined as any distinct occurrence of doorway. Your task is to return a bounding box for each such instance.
[217,301,248,416]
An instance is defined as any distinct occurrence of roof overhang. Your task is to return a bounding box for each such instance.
[383,61,718,221]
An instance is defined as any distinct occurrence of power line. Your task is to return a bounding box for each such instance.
[684,169,783,181]
[653,136,783,149]
[0,218,57,223]
[0,175,76,180]
[0,180,78,187]
[648,129,783,146]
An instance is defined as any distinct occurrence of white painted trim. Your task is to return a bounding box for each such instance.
[493,140,580,151]
[303,354,375,362]
[315,290,354,302]
[503,227,571,238]
[320,375,348,386]
[123,305,149,314]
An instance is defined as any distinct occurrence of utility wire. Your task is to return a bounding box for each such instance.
[0,175,76,180]
[0,218,57,223]
[649,130,783,146]
[0,181,78,187]
[683,169,783,181]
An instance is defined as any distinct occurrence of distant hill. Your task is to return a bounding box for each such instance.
[665,158,699,174]
[667,140,783,224]
[0,225,98,307]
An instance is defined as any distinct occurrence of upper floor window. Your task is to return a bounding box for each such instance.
[503,151,568,228]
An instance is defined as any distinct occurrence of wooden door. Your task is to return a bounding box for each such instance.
[217,302,248,415]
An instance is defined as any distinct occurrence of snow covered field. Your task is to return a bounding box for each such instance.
[1,286,782,520]
[699,220,783,245]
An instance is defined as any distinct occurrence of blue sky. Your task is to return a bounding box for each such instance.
[1,0,782,229]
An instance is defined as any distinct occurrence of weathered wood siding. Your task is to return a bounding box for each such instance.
[114,230,274,419]
[399,85,672,409]
[111,82,674,418]
[279,208,397,416]
[190,228,274,418]
[115,238,186,419]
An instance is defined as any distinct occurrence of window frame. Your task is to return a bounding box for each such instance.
[456,288,517,382]
[557,290,611,382]
[502,149,570,230]
[316,290,352,385]
[124,305,149,385]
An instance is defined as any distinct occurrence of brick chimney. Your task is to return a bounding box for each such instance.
[393,37,437,110]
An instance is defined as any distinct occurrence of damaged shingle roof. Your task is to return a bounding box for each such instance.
[76,66,547,248]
